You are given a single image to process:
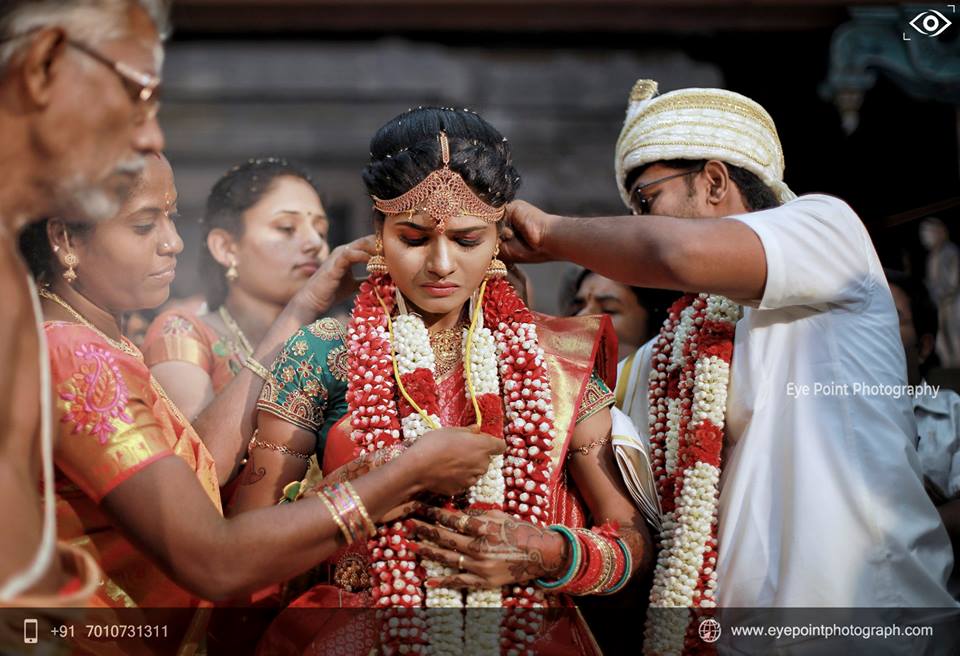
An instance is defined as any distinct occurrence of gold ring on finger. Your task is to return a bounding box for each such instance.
[456,515,470,533]
[458,554,465,570]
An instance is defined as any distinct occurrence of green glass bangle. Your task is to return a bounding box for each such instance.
[535,525,581,589]
[598,537,633,595]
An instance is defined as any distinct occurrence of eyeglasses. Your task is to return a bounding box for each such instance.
[629,165,704,216]
[0,28,160,123]
[65,39,161,123]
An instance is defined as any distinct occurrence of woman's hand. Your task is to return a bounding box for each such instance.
[402,427,505,497]
[289,236,376,316]
[407,507,570,588]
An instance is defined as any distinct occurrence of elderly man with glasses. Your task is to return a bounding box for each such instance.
[503,79,956,618]
[0,0,166,606]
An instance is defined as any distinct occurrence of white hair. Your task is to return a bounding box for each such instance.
[0,0,169,73]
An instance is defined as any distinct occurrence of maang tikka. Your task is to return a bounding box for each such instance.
[371,131,506,234]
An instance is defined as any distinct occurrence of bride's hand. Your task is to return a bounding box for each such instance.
[407,507,570,588]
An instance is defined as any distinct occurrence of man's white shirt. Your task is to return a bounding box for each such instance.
[618,194,955,607]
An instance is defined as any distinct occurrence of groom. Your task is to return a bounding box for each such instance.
[503,79,955,607]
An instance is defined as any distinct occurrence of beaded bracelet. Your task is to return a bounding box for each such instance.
[535,525,581,589]
[598,537,633,596]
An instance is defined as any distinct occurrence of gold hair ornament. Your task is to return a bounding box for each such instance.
[371,131,505,234]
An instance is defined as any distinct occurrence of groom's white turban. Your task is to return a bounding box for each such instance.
[615,79,796,208]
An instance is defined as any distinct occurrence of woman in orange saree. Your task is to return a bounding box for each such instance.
[18,152,503,655]
[240,108,654,655]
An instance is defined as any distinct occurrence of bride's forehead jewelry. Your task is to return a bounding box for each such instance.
[371,131,506,234]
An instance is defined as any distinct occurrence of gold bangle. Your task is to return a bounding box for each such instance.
[323,484,373,543]
[342,480,377,537]
[317,489,353,544]
[249,437,312,461]
[243,356,273,383]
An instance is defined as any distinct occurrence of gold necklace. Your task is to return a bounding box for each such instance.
[429,323,466,380]
[218,305,254,358]
[38,288,190,426]
[38,288,139,357]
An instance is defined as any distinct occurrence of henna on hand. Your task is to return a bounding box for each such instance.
[412,508,570,585]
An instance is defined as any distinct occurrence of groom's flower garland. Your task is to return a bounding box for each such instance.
[643,293,740,656]
[346,274,556,656]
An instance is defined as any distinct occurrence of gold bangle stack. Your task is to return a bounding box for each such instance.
[317,492,350,541]
[318,482,376,545]
[342,481,377,536]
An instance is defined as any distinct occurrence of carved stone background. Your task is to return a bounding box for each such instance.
[159,16,958,314]
[161,41,722,313]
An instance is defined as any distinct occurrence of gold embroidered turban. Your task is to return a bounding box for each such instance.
[614,79,795,208]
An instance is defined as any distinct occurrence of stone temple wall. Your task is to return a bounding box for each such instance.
[161,38,722,314]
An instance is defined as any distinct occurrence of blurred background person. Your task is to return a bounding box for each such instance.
[921,217,960,368]
[888,269,960,599]
[0,0,166,605]
[143,157,331,421]
[563,266,676,361]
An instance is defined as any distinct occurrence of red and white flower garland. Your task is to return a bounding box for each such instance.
[643,293,740,656]
[346,274,556,655]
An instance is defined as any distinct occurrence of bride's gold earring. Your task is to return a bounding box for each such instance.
[225,258,239,282]
[367,232,388,276]
[63,252,78,283]
[485,242,507,279]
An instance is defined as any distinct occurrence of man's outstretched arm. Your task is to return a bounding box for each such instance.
[501,200,767,302]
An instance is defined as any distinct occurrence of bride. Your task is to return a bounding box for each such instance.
[235,107,653,655]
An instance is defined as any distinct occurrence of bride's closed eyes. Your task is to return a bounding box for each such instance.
[396,226,485,249]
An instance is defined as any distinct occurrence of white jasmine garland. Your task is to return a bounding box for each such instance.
[644,294,740,656]
[357,278,556,656]
[692,356,729,426]
[664,397,681,478]
[391,314,511,653]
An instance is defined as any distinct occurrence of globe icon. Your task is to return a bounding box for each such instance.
[698,618,722,643]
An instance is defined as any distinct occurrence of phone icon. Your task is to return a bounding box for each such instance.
[23,618,38,644]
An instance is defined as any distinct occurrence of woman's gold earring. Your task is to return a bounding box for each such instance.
[366,233,388,276]
[225,259,239,282]
[63,253,78,283]
[485,242,507,279]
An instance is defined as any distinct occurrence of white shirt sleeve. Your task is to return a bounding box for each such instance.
[730,194,873,311]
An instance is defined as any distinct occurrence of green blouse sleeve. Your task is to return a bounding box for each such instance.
[257,318,350,455]
[576,370,615,425]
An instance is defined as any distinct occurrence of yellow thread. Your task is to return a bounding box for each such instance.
[464,279,489,428]
[373,288,440,431]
